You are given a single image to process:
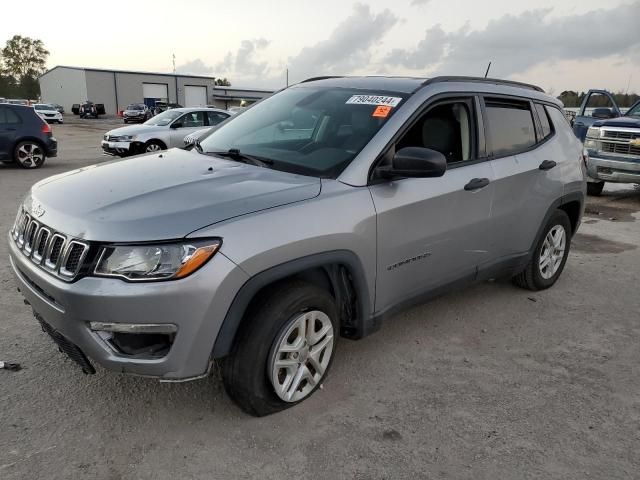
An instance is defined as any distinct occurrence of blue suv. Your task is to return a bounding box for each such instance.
[0,104,58,169]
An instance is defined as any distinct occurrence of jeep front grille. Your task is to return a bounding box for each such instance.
[11,209,89,281]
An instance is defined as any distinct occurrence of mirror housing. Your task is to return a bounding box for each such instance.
[378,147,447,179]
[592,108,617,119]
[170,122,182,129]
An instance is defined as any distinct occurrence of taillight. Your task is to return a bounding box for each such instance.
[41,122,52,134]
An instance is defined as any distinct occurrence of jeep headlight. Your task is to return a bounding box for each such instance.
[94,239,221,281]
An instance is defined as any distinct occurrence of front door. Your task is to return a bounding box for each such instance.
[370,97,495,313]
[169,111,206,147]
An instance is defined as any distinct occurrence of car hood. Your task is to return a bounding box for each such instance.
[27,148,321,242]
[106,124,165,136]
[593,117,640,129]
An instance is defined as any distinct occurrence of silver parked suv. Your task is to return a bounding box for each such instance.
[9,76,585,416]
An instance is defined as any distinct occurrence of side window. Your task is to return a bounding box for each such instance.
[178,111,205,128]
[485,99,536,157]
[535,103,553,139]
[396,100,474,164]
[206,112,229,126]
[2,107,21,124]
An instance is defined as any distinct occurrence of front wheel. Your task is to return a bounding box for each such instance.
[512,209,571,291]
[144,140,166,153]
[221,281,338,416]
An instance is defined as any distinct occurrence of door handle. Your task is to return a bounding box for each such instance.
[464,178,490,191]
[539,160,557,171]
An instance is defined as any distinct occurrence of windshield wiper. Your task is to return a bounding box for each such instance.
[206,148,274,167]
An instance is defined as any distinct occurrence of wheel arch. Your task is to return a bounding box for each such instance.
[212,250,374,359]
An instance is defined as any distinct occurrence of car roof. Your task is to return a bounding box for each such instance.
[171,107,230,113]
[297,75,546,96]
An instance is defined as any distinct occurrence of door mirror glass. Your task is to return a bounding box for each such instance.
[379,147,447,179]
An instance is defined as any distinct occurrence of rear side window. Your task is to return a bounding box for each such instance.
[535,104,553,139]
[0,107,22,124]
[485,99,536,157]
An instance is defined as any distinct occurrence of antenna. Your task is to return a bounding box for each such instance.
[484,61,492,78]
[172,54,176,74]
[286,68,289,87]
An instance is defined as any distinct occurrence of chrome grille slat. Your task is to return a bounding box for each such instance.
[11,207,90,281]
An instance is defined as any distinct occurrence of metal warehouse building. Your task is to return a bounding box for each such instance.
[39,66,273,115]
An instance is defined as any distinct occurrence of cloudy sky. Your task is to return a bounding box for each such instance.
[5,0,639,93]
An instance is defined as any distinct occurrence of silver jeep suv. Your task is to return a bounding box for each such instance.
[9,76,586,416]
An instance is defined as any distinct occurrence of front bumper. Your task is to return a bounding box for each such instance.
[101,140,133,156]
[124,115,146,123]
[9,235,248,380]
[586,153,640,183]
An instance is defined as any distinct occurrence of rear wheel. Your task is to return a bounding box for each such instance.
[14,141,46,169]
[221,281,338,416]
[587,181,605,196]
[512,209,571,291]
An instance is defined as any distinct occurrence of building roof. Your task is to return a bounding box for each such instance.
[39,65,274,93]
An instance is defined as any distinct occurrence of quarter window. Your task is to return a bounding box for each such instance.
[485,99,536,157]
[535,103,553,139]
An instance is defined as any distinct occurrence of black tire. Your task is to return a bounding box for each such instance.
[587,181,605,196]
[221,281,338,417]
[512,209,572,291]
[143,140,166,153]
[123,119,129,124]
[14,140,46,169]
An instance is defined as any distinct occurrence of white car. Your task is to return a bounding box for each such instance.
[33,104,64,124]
[101,107,230,157]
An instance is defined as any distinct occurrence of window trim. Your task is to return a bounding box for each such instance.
[532,102,555,145]
[480,94,554,160]
[368,93,486,184]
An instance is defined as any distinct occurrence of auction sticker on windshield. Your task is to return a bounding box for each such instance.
[346,95,402,107]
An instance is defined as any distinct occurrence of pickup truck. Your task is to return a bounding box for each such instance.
[572,89,640,195]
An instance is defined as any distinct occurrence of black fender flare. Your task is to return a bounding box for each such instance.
[212,250,373,358]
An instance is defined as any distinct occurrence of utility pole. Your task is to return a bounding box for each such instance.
[484,61,492,78]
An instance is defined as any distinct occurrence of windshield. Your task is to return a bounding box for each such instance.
[199,86,407,178]
[127,104,144,110]
[34,104,53,110]
[144,110,182,126]
[625,102,640,117]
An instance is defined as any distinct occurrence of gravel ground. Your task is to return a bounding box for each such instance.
[0,124,639,479]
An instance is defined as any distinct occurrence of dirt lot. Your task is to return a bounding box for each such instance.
[0,122,639,479]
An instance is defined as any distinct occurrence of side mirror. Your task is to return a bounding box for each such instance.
[592,108,616,119]
[171,122,182,129]
[378,147,447,179]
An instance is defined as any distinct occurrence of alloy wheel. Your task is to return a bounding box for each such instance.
[268,310,334,403]
[145,143,162,152]
[16,143,45,168]
[539,224,566,279]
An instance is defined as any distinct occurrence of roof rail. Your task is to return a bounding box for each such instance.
[422,76,544,93]
[300,76,344,83]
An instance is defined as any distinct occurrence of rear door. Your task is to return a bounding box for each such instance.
[0,106,19,160]
[370,96,495,312]
[485,97,564,261]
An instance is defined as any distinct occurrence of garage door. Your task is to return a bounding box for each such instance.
[185,86,207,107]
[143,83,168,101]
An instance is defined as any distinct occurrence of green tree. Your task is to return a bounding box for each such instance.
[215,78,231,86]
[1,35,49,79]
